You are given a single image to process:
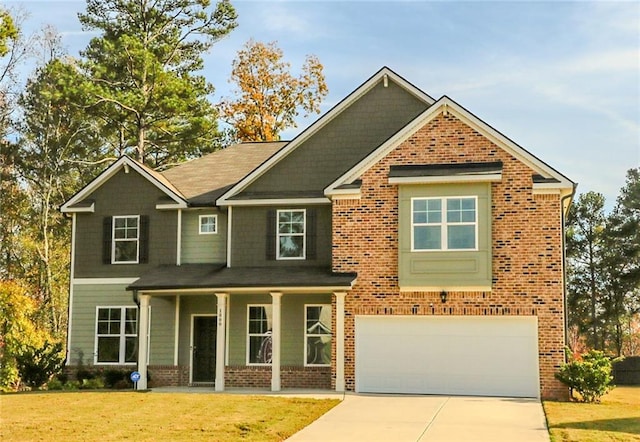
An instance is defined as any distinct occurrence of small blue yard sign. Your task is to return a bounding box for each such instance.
[130,371,141,383]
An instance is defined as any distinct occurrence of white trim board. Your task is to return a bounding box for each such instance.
[325,97,575,197]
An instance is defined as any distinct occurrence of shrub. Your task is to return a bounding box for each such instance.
[80,378,105,390]
[15,341,65,389]
[46,378,64,390]
[104,370,128,388]
[62,380,80,390]
[75,367,95,382]
[555,348,621,402]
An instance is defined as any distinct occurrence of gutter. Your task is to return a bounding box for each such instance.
[561,184,578,361]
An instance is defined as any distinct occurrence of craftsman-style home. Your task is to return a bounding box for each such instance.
[61,67,575,399]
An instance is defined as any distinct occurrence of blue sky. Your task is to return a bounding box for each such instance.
[6,1,640,209]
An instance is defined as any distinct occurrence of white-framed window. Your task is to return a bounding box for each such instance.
[199,214,217,234]
[277,209,305,259]
[305,304,331,366]
[247,305,272,365]
[95,306,138,364]
[412,196,477,251]
[112,215,139,263]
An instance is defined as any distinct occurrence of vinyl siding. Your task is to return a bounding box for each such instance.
[74,168,178,278]
[239,80,429,195]
[177,295,217,367]
[149,296,176,365]
[227,293,331,366]
[181,210,227,264]
[68,283,136,366]
[231,205,332,267]
[398,182,492,289]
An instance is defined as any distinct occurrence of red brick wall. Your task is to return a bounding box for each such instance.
[225,366,331,389]
[331,113,568,400]
[148,365,189,387]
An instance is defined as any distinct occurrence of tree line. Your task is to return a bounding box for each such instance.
[567,169,640,356]
[0,0,326,390]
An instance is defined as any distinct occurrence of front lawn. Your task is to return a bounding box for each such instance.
[0,391,340,441]
[544,386,640,442]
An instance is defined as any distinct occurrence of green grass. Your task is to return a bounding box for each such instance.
[544,386,640,442]
[0,391,340,441]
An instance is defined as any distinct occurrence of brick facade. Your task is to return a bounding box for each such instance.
[225,366,331,389]
[331,113,568,400]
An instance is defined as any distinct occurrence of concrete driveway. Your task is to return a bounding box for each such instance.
[286,394,549,442]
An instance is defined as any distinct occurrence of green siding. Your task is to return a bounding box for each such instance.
[239,80,429,195]
[178,295,217,367]
[398,183,492,289]
[74,168,178,278]
[181,210,226,264]
[228,293,332,366]
[231,205,332,267]
[68,283,136,366]
[149,296,176,365]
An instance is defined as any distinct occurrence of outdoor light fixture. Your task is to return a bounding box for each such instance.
[440,290,447,303]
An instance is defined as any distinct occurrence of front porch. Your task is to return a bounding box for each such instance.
[128,265,355,392]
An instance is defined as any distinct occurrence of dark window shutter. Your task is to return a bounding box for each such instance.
[266,209,276,260]
[306,208,317,260]
[102,217,112,264]
[139,215,149,264]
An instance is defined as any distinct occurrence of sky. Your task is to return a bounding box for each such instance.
[6,1,640,210]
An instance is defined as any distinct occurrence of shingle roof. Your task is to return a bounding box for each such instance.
[127,264,357,291]
[389,162,503,178]
[161,142,287,206]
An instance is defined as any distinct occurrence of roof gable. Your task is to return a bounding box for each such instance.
[216,67,435,206]
[60,156,187,213]
[324,96,575,197]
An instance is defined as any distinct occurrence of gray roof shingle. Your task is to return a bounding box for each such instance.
[161,142,287,206]
[127,264,357,291]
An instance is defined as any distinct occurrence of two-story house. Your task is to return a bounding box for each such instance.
[61,67,575,399]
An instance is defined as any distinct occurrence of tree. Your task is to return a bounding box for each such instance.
[604,168,640,354]
[76,0,238,168]
[567,192,608,349]
[15,53,102,336]
[0,281,40,390]
[0,8,18,57]
[221,39,328,142]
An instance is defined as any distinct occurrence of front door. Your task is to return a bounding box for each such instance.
[192,316,216,383]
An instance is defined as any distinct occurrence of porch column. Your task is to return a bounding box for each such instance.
[215,293,228,392]
[270,292,282,391]
[334,292,347,392]
[137,294,150,390]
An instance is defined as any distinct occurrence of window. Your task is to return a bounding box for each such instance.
[412,197,477,251]
[199,215,217,234]
[95,307,137,364]
[305,305,331,366]
[112,215,139,263]
[277,209,305,259]
[247,305,272,365]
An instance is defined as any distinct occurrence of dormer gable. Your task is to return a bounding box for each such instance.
[60,156,187,213]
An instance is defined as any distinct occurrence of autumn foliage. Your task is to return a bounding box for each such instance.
[221,39,328,142]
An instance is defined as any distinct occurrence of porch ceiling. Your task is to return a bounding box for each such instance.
[126,264,357,292]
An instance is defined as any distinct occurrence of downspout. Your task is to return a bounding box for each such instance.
[561,184,577,361]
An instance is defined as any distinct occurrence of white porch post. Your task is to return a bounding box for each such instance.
[215,293,228,392]
[334,292,346,392]
[137,294,150,390]
[270,292,282,391]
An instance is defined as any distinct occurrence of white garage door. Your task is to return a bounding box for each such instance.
[355,316,539,398]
